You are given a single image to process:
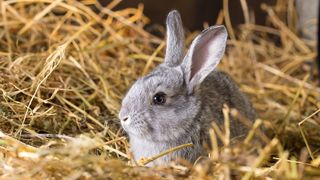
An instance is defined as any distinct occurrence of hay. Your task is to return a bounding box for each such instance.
[0,0,319,179]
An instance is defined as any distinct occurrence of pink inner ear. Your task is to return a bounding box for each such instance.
[190,37,211,80]
[185,26,227,91]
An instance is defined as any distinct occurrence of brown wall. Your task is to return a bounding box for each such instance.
[99,0,276,30]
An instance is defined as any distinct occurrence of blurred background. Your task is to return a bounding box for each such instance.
[99,0,319,74]
[99,0,276,30]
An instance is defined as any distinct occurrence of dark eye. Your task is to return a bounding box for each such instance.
[153,92,166,105]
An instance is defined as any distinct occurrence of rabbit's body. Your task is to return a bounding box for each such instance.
[127,69,255,166]
[199,71,256,137]
[119,10,257,166]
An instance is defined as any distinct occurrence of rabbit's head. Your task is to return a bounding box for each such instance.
[119,10,228,142]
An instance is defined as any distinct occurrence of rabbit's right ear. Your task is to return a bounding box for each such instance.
[182,25,228,94]
[164,10,185,67]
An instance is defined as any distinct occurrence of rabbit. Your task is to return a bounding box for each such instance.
[119,10,257,166]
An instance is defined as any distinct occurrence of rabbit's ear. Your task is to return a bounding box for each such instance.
[164,10,184,67]
[182,25,228,94]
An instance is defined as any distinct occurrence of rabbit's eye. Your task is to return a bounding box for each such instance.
[153,92,166,105]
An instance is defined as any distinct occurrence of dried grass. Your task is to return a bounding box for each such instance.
[0,0,319,179]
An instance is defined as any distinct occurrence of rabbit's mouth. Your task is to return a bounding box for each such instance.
[121,117,153,138]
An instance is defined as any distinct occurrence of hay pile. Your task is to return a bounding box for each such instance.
[0,0,319,179]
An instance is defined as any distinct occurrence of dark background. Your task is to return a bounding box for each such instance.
[99,0,276,30]
[99,0,320,80]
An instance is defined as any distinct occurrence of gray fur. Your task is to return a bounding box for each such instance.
[165,10,184,66]
[119,10,256,166]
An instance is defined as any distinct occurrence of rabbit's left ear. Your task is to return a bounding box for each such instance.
[182,25,228,94]
[164,10,185,67]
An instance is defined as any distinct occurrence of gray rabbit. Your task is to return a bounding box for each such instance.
[119,10,256,166]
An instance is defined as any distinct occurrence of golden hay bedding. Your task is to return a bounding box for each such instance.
[0,0,319,179]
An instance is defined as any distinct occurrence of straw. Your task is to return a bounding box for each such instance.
[0,0,319,178]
